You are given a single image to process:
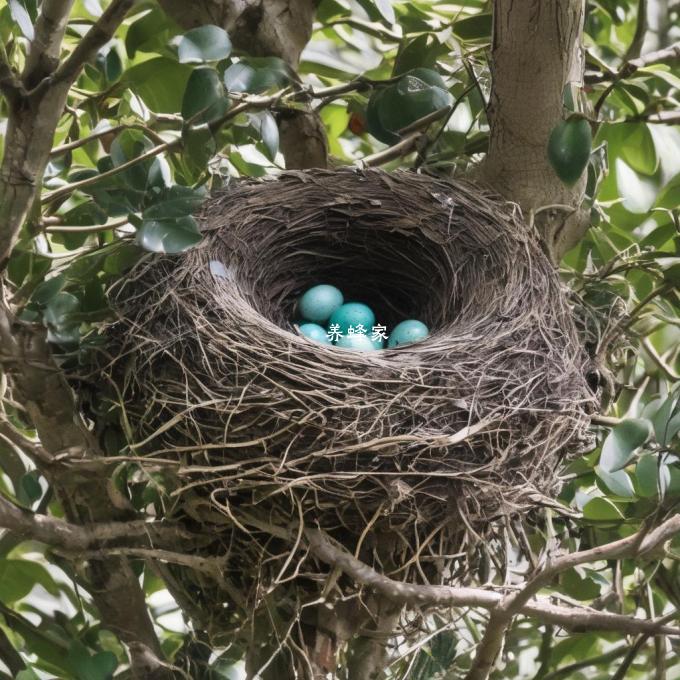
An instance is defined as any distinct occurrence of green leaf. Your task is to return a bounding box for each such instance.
[178,25,232,64]
[651,391,680,446]
[559,568,601,600]
[252,111,279,160]
[82,651,118,680]
[125,7,178,58]
[0,559,59,603]
[377,76,452,136]
[619,124,657,175]
[547,116,592,186]
[143,185,206,219]
[453,13,492,41]
[44,292,80,330]
[119,58,193,113]
[104,48,122,83]
[32,274,66,305]
[8,0,34,40]
[373,0,395,25]
[582,497,624,521]
[182,66,229,123]
[223,62,256,92]
[595,465,635,498]
[16,670,41,680]
[103,243,143,275]
[224,57,291,94]
[136,216,202,254]
[636,453,670,498]
[599,418,651,472]
[17,470,43,506]
[655,171,680,209]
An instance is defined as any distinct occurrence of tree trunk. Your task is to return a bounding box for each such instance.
[158,0,329,169]
[481,0,589,262]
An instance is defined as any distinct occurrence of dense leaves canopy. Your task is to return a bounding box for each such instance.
[0,0,679,678]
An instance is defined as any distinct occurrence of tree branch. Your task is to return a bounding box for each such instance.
[49,0,134,87]
[22,0,75,85]
[0,41,24,105]
[0,626,25,677]
[463,513,680,679]
[0,492,206,554]
[305,525,680,638]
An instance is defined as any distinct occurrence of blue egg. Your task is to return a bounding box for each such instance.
[336,333,376,352]
[387,320,429,348]
[298,285,344,324]
[368,333,385,349]
[328,302,376,335]
[299,323,332,345]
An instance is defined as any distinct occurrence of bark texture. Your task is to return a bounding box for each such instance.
[158,0,329,169]
[482,0,589,262]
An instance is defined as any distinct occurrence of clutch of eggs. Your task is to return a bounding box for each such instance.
[296,284,429,352]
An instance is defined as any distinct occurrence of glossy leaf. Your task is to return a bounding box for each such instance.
[178,25,232,64]
[599,418,651,472]
[136,216,203,254]
[582,497,624,521]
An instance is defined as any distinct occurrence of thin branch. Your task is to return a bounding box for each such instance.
[0,40,24,104]
[48,0,134,88]
[594,41,680,113]
[304,526,680,636]
[465,514,680,679]
[50,123,166,157]
[0,627,25,676]
[358,104,461,168]
[45,217,130,234]
[541,644,629,680]
[0,492,207,553]
[42,139,173,204]
[623,0,648,62]
[641,336,680,381]
[587,41,680,84]
[0,419,52,464]
[322,17,401,41]
[641,110,680,125]
[22,0,75,83]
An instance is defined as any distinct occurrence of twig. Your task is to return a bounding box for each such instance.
[0,492,207,553]
[22,0,75,83]
[541,644,629,680]
[588,41,680,84]
[45,217,129,233]
[623,0,648,62]
[594,42,680,113]
[641,336,680,381]
[48,0,135,88]
[358,107,453,168]
[0,40,24,104]
[49,123,166,157]
[0,627,25,676]
[304,522,680,636]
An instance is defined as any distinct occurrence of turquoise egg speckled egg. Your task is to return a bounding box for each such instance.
[387,320,429,348]
[328,302,376,335]
[336,333,377,352]
[299,323,332,345]
[370,334,385,349]
[298,285,344,324]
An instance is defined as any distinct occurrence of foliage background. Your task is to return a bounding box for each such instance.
[0,0,679,678]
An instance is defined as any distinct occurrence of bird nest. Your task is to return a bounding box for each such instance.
[99,168,594,640]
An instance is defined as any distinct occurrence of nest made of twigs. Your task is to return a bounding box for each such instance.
[98,168,594,636]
